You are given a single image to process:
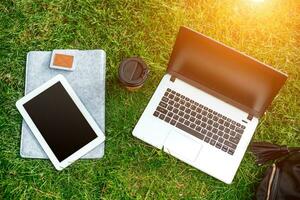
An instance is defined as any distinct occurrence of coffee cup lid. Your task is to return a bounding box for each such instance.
[118,57,149,87]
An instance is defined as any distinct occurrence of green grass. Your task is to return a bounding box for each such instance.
[0,0,299,199]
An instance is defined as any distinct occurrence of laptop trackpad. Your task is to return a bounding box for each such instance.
[163,130,202,162]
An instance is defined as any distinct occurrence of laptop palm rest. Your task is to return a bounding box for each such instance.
[163,130,202,163]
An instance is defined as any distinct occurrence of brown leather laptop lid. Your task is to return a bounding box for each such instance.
[167,27,287,118]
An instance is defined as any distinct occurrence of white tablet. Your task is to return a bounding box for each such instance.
[16,74,105,170]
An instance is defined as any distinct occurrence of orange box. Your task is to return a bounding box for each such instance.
[53,54,74,68]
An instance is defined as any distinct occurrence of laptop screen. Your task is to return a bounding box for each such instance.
[167,27,287,117]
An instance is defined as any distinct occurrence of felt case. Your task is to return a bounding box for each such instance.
[20,50,106,159]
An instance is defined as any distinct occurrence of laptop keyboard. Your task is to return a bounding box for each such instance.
[153,88,246,155]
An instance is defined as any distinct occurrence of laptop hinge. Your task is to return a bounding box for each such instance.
[170,76,176,82]
[247,114,253,121]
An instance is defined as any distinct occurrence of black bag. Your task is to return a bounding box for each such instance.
[251,142,300,200]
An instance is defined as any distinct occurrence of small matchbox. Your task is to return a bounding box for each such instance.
[50,50,78,71]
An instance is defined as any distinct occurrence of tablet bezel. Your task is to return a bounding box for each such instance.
[16,74,105,170]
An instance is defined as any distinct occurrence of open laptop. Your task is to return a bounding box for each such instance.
[132,26,287,184]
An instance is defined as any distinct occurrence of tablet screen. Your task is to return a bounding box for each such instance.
[23,82,98,162]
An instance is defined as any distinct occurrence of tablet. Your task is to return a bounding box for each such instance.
[16,74,105,170]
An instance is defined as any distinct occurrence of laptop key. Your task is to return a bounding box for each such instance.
[229,131,236,137]
[219,125,225,131]
[235,134,242,140]
[212,128,218,133]
[210,140,216,146]
[204,137,210,143]
[170,120,176,125]
[213,122,218,128]
[190,123,196,129]
[185,102,191,107]
[218,119,224,124]
[191,111,197,116]
[184,120,190,126]
[159,101,167,108]
[190,117,195,122]
[201,110,208,115]
[229,136,239,144]
[224,141,237,149]
[218,137,224,143]
[222,146,228,152]
[157,106,167,114]
[162,97,168,102]
[236,127,244,134]
[165,117,171,123]
[207,131,213,137]
[228,149,235,155]
[159,114,165,120]
[217,131,223,137]
[201,129,207,135]
[179,117,184,123]
[207,125,212,131]
[212,134,218,140]
[216,142,222,149]
[169,94,174,99]
[173,115,179,120]
[153,111,159,117]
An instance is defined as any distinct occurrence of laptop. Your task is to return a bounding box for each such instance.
[132,26,287,184]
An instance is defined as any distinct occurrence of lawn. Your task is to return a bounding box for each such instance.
[0,0,299,199]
